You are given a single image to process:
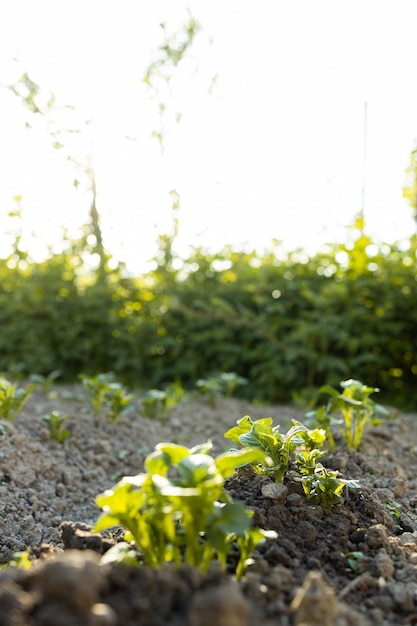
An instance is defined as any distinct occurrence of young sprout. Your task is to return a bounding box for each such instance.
[295,463,360,510]
[195,377,223,407]
[105,383,133,424]
[345,551,364,575]
[79,372,116,415]
[141,383,185,421]
[141,389,169,420]
[225,416,308,482]
[218,372,248,398]
[0,377,35,421]
[386,500,402,520]
[79,373,132,423]
[306,378,391,451]
[42,411,70,443]
[29,370,61,397]
[195,372,248,406]
[95,441,269,577]
[0,550,31,571]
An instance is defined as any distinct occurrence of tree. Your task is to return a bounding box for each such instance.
[4,10,207,276]
[143,11,202,152]
[6,68,110,280]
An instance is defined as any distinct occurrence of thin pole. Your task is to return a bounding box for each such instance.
[361,101,368,219]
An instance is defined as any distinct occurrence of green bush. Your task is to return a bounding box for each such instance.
[0,220,416,409]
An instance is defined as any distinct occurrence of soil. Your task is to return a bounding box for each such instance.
[1,385,417,626]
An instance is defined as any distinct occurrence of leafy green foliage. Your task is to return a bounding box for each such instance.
[307,378,391,450]
[141,389,170,420]
[219,372,249,396]
[345,551,364,575]
[42,411,70,443]
[143,12,202,151]
[80,372,114,415]
[294,434,361,511]
[195,372,248,406]
[80,372,132,423]
[106,385,134,424]
[386,500,402,520]
[29,370,62,396]
[95,441,271,577]
[1,214,417,410]
[225,416,309,482]
[224,414,358,509]
[141,382,185,420]
[304,405,338,451]
[295,462,360,510]
[0,377,35,421]
[0,550,31,571]
[195,377,223,406]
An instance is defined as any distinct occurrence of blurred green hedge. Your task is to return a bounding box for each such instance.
[1,225,416,409]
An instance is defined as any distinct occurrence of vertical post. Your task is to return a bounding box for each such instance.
[361,101,368,220]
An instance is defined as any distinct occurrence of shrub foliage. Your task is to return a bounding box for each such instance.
[1,220,416,409]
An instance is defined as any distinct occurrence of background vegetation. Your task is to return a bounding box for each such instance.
[2,14,416,412]
[1,209,416,410]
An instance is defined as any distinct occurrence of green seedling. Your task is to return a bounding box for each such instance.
[235,527,277,580]
[386,500,402,520]
[292,387,319,411]
[0,550,31,571]
[218,372,248,397]
[295,447,327,476]
[295,463,360,510]
[0,377,35,421]
[295,433,360,510]
[304,405,338,451]
[141,382,185,421]
[95,440,272,578]
[79,373,132,422]
[100,542,140,567]
[106,383,133,424]
[42,411,70,443]
[141,381,185,420]
[195,372,248,406]
[29,370,62,396]
[306,378,390,451]
[164,380,186,404]
[345,551,364,575]
[298,427,327,452]
[224,415,309,482]
[141,389,169,420]
[195,377,223,406]
[79,372,116,414]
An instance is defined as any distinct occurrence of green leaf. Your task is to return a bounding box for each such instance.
[240,422,277,455]
[318,384,340,397]
[176,454,218,487]
[154,442,191,464]
[94,513,123,533]
[207,500,252,537]
[215,447,266,478]
[190,441,213,455]
[144,450,170,476]
[224,415,254,445]
[100,543,139,566]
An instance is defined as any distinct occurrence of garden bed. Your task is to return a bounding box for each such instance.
[1,385,417,625]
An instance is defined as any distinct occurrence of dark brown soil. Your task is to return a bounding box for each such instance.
[1,385,417,625]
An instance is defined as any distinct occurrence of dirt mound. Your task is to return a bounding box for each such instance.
[1,386,417,625]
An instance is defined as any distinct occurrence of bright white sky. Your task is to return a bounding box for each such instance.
[1,0,417,273]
